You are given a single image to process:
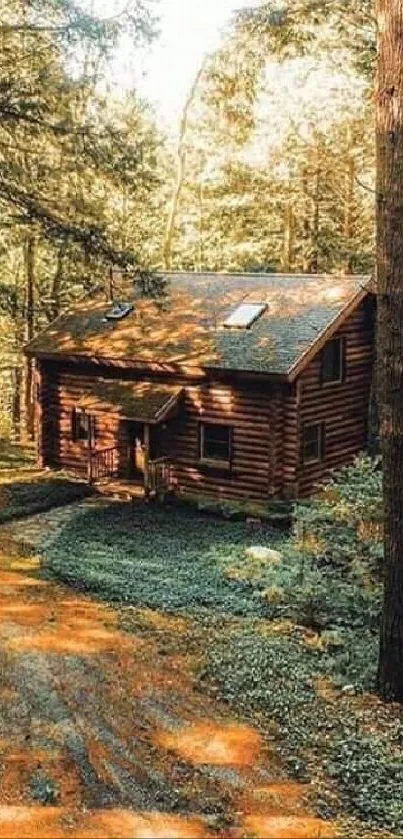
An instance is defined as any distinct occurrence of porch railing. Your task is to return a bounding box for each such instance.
[88,446,121,484]
[148,457,172,497]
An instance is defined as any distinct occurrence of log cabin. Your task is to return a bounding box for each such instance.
[25,272,375,508]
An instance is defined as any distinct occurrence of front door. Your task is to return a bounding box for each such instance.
[127,422,145,478]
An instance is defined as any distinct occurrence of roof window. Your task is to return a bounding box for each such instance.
[223,302,267,329]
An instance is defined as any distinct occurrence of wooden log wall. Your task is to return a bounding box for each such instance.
[296,299,374,496]
[165,380,280,503]
[36,294,374,503]
[282,383,300,498]
[37,361,283,502]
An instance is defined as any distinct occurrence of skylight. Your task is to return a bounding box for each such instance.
[223,303,267,329]
[104,302,133,322]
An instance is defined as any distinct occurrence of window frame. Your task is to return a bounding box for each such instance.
[71,409,96,445]
[320,336,345,386]
[199,421,233,468]
[302,422,325,465]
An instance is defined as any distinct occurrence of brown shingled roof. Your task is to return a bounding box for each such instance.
[26,272,371,377]
[77,381,183,423]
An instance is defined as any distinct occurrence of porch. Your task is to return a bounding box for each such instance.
[87,446,173,500]
[74,379,182,500]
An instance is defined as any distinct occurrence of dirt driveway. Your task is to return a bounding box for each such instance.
[0,506,336,839]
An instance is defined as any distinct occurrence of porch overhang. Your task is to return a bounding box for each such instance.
[77,380,183,424]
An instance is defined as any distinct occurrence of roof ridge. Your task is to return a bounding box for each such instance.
[157,271,371,280]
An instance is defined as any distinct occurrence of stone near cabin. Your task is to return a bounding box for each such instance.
[245,546,282,564]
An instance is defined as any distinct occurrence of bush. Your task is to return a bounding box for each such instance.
[224,542,381,633]
[294,455,383,577]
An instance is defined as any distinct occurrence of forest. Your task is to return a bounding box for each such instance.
[2,1,403,834]
[0,0,376,440]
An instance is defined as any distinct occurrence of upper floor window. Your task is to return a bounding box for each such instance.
[199,422,232,466]
[321,337,345,385]
[72,409,96,444]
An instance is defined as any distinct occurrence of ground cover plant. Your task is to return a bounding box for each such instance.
[0,440,36,471]
[40,501,286,616]
[0,473,93,523]
[39,457,403,836]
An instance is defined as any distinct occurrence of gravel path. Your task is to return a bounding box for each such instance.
[0,505,336,838]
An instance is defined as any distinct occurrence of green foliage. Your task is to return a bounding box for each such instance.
[40,502,286,615]
[29,773,60,806]
[166,26,375,274]
[235,0,376,81]
[202,627,403,832]
[0,441,36,470]
[37,473,402,834]
[0,474,93,522]
[294,455,383,576]
[0,0,164,438]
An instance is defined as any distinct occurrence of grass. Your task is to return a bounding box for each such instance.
[38,499,403,837]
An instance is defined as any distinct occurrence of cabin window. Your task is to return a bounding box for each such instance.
[321,337,345,384]
[199,422,232,465]
[71,409,96,444]
[302,423,324,463]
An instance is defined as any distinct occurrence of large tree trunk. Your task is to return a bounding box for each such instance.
[376,0,403,702]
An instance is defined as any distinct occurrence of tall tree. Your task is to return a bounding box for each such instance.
[376,0,403,702]
[0,0,162,439]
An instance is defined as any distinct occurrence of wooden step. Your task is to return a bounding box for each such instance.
[94,481,145,501]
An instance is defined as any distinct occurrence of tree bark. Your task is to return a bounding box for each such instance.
[282,198,295,272]
[309,155,321,273]
[343,127,356,273]
[24,233,36,441]
[163,59,207,271]
[376,0,403,702]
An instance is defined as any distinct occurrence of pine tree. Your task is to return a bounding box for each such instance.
[376,0,403,703]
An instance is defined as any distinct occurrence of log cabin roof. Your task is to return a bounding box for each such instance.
[77,381,183,423]
[26,272,371,377]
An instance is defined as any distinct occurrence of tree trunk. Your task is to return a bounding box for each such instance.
[343,128,356,273]
[376,0,403,702]
[309,157,321,273]
[24,234,35,441]
[12,365,22,440]
[197,177,204,272]
[163,59,207,271]
[50,242,66,320]
[282,199,295,272]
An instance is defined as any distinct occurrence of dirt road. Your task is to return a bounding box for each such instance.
[0,514,335,839]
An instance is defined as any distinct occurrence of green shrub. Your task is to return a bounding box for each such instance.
[294,455,383,577]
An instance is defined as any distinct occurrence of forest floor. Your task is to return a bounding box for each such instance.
[0,495,399,839]
[0,501,339,839]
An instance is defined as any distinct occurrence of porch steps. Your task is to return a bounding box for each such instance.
[94,481,145,501]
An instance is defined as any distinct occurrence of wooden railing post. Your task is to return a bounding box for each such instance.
[144,424,150,498]
[87,452,93,484]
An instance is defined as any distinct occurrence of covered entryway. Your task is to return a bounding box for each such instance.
[76,380,182,496]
